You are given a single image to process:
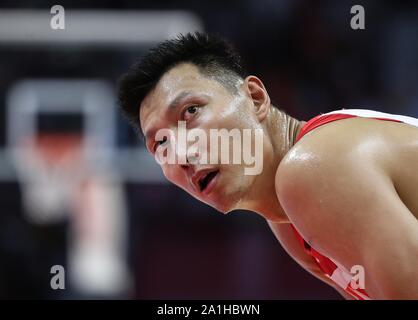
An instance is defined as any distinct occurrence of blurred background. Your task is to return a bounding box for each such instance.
[0,0,417,299]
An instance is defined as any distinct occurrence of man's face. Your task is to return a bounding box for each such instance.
[140,63,262,213]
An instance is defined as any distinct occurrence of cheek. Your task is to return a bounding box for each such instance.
[199,97,245,128]
[162,165,187,188]
[161,165,175,184]
[219,103,254,130]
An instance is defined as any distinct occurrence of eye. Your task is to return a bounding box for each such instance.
[183,105,199,120]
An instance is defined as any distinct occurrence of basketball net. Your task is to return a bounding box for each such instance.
[12,133,131,294]
[13,133,84,224]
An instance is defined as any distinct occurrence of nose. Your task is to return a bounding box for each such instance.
[174,133,201,164]
[179,149,199,171]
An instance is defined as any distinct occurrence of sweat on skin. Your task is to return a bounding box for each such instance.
[139,63,288,216]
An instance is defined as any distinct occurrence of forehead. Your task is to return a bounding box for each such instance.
[139,63,226,131]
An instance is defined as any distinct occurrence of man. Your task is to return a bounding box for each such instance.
[118,32,418,299]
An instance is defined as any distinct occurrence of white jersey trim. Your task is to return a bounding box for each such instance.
[326,109,418,128]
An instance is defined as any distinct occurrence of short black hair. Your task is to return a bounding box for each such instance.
[117,32,247,132]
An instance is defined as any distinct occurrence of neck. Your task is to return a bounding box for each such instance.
[237,106,306,223]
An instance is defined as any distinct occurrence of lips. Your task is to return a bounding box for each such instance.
[191,169,220,194]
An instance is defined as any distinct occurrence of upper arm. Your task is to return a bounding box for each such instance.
[276,131,418,299]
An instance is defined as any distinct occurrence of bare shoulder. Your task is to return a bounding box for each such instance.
[276,116,418,200]
[274,116,417,193]
[274,117,418,298]
[275,117,397,253]
[277,117,383,197]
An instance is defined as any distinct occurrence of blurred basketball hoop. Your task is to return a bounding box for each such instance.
[0,9,203,298]
[7,80,115,223]
[13,133,84,224]
[6,79,130,296]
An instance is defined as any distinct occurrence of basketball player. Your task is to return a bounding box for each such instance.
[118,32,418,299]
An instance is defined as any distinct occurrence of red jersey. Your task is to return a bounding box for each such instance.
[291,108,418,300]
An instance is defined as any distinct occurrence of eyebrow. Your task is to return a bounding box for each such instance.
[144,90,193,145]
[168,90,193,110]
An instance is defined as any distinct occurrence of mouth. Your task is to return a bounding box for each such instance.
[196,169,220,194]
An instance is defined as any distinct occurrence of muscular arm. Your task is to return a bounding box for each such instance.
[276,123,418,299]
[267,221,354,300]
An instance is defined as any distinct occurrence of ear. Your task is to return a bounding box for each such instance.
[243,75,271,122]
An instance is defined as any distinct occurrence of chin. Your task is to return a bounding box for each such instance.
[206,195,240,215]
[191,177,245,214]
[214,203,232,214]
